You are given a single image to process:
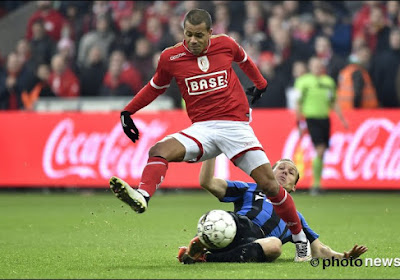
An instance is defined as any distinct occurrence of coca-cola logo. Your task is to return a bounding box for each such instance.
[43,118,167,179]
[283,118,400,181]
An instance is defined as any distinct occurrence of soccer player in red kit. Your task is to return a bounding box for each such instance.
[110,9,310,259]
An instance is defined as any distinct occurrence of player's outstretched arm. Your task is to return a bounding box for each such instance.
[199,158,228,200]
[311,239,368,259]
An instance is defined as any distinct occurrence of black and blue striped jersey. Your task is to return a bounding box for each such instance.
[221,180,319,244]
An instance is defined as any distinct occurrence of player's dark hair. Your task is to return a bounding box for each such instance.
[183,9,212,30]
[272,159,300,185]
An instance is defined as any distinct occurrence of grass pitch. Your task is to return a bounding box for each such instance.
[0,189,399,279]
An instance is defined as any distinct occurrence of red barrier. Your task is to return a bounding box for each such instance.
[0,110,399,189]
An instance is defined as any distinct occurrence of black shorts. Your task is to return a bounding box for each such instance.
[209,212,264,253]
[306,118,330,147]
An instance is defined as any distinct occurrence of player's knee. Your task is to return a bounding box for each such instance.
[256,238,282,262]
[148,142,173,159]
[265,243,282,261]
[148,143,163,157]
[148,139,185,161]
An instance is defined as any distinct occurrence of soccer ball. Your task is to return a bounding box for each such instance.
[197,210,237,249]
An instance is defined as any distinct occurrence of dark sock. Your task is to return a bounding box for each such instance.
[205,242,266,263]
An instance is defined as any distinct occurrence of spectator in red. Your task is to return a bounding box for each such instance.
[26,1,67,42]
[291,14,317,53]
[352,1,386,40]
[48,53,80,97]
[109,1,134,25]
[109,50,143,94]
[0,52,30,110]
[145,16,163,45]
[100,51,134,96]
[357,6,391,53]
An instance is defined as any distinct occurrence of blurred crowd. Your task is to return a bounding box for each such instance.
[0,1,28,19]
[0,0,400,111]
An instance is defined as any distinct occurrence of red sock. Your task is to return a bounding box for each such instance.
[138,156,168,197]
[268,186,302,234]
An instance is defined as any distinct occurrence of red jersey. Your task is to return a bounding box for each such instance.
[26,9,66,41]
[125,35,267,123]
[49,69,80,97]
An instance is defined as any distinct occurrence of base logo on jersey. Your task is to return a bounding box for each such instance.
[197,55,210,72]
[185,70,228,95]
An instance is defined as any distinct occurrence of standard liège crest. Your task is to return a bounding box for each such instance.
[197,55,210,72]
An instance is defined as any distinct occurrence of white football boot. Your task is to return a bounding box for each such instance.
[109,176,148,213]
[294,240,312,262]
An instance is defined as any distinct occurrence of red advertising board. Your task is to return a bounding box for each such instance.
[0,109,399,189]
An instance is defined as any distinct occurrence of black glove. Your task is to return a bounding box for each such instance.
[120,111,139,143]
[246,85,267,106]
